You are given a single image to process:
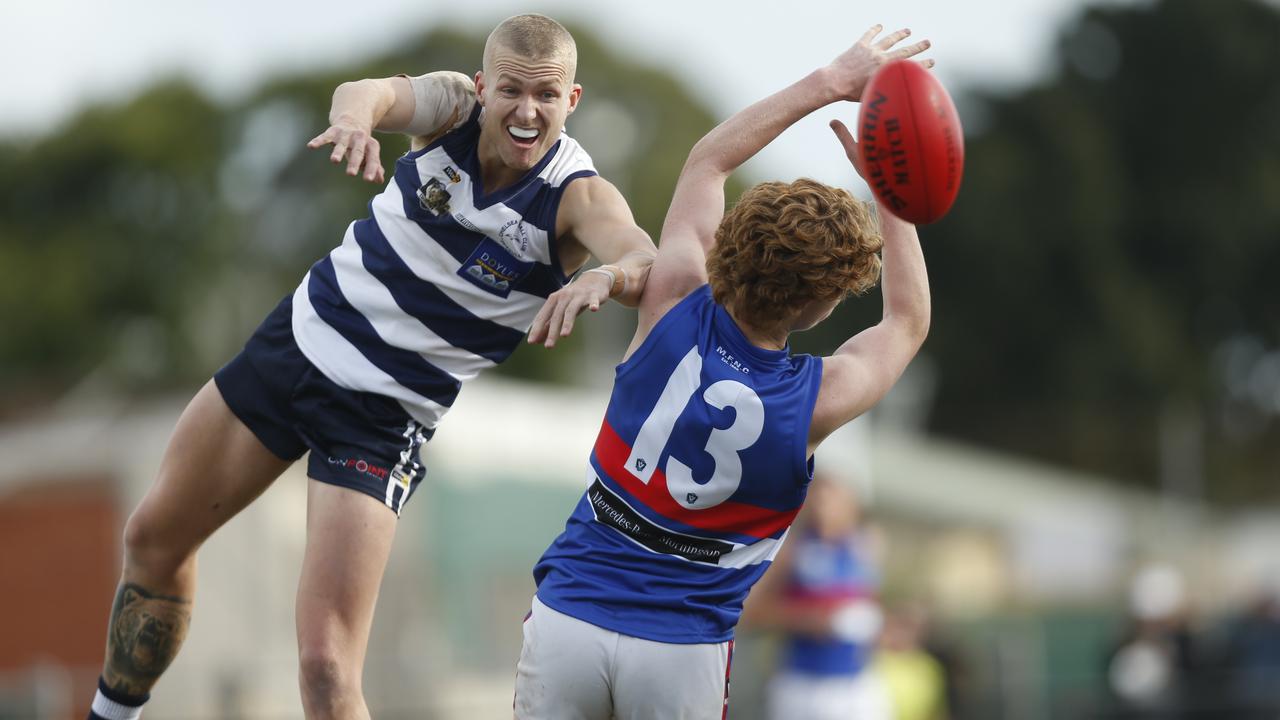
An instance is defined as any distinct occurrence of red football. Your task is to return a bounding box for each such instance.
[857,60,964,225]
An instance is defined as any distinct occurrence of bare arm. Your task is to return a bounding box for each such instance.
[808,122,931,454]
[526,176,657,348]
[635,26,932,351]
[305,72,475,183]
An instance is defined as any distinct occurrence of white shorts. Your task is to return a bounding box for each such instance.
[514,596,732,720]
[767,669,893,720]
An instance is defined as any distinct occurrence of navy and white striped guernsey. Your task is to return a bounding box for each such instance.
[291,105,597,428]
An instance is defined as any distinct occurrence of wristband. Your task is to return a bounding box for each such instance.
[584,265,625,297]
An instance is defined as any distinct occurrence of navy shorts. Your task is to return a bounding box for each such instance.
[213,295,432,515]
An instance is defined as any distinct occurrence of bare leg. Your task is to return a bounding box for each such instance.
[100,380,293,697]
[295,480,398,720]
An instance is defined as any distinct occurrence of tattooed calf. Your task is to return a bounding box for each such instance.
[103,583,192,696]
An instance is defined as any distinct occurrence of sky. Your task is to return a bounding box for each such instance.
[2,0,1139,186]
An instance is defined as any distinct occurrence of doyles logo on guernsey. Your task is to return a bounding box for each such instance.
[457,236,534,298]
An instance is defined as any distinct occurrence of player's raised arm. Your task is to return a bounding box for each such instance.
[306,71,475,183]
[638,26,932,334]
[808,122,931,453]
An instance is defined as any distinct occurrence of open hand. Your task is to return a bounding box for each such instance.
[307,118,385,183]
[527,271,613,348]
[827,24,934,102]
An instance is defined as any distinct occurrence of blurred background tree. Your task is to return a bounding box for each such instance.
[2,0,1277,501]
[797,0,1280,502]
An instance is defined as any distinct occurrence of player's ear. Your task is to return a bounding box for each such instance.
[474,70,487,106]
[566,83,583,115]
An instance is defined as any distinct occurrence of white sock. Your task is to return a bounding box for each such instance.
[91,688,145,720]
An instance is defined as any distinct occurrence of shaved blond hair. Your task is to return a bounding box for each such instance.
[483,13,578,80]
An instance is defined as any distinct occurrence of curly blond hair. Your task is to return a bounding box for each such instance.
[707,179,882,329]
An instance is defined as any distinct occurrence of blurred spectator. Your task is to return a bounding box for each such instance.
[1102,563,1209,719]
[875,603,949,720]
[742,475,891,720]
[1215,585,1280,718]
[918,620,968,720]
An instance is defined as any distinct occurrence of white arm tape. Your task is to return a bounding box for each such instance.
[402,71,477,137]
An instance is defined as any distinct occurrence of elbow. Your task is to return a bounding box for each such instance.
[683,137,732,178]
[889,305,930,351]
[615,256,655,308]
[901,287,932,348]
[911,315,931,351]
[686,135,715,165]
[908,310,931,350]
[905,299,931,342]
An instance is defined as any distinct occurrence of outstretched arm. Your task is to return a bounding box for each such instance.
[306,71,475,183]
[808,123,931,453]
[634,26,932,346]
[527,176,657,348]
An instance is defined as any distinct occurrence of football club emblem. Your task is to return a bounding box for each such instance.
[417,177,452,216]
[498,218,531,254]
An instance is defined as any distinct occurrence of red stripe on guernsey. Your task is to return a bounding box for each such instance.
[593,419,798,540]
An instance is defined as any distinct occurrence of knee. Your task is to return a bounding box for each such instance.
[298,644,359,706]
[122,507,195,579]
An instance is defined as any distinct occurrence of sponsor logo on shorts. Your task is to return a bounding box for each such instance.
[326,456,391,480]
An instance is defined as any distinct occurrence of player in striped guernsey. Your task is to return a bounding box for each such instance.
[86,14,655,720]
[513,26,933,719]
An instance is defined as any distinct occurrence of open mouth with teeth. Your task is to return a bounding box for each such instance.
[508,126,540,148]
